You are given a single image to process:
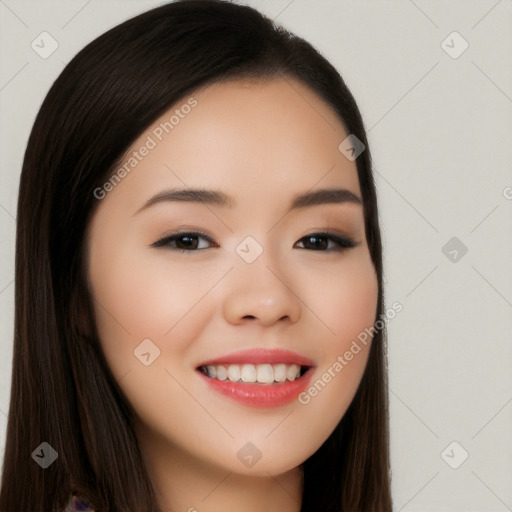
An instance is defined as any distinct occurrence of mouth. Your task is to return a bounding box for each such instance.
[198,363,311,384]
[195,348,315,408]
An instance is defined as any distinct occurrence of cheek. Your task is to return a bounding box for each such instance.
[303,251,378,346]
[294,252,378,439]
[87,240,226,379]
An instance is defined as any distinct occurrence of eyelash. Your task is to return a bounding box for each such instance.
[151,231,358,253]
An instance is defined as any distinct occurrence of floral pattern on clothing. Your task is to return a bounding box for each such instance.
[64,494,95,511]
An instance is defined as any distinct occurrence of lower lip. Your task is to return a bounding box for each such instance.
[197,369,314,408]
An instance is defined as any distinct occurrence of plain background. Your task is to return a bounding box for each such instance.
[0,1,511,510]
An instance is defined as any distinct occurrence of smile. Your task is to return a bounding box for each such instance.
[199,363,307,384]
[196,348,315,408]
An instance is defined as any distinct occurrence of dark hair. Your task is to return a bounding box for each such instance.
[0,1,392,510]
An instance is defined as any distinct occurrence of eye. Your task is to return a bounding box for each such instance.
[151,231,358,253]
[151,231,217,252]
[294,232,357,251]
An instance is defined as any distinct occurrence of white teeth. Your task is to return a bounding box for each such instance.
[206,365,217,379]
[256,364,274,384]
[240,364,257,383]
[274,363,287,382]
[227,365,240,382]
[216,366,227,381]
[286,364,299,381]
[203,363,304,384]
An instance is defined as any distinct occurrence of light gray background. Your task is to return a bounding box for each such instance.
[1,1,511,510]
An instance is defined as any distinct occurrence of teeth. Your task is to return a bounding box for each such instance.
[256,364,274,384]
[286,364,299,381]
[216,366,227,381]
[206,365,217,379]
[203,363,303,384]
[227,365,241,382]
[240,364,257,383]
[274,363,287,382]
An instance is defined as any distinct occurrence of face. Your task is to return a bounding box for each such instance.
[86,77,378,484]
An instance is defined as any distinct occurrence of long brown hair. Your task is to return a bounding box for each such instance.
[0,1,392,510]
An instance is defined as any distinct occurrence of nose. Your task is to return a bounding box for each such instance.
[222,256,301,327]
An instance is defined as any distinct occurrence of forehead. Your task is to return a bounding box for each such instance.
[97,77,361,212]
[163,77,352,170]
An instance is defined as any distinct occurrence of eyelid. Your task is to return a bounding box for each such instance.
[151,230,359,252]
[150,230,216,250]
[294,231,359,250]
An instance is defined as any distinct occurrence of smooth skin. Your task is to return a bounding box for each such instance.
[86,77,378,512]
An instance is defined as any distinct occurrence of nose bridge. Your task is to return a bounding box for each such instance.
[222,237,301,325]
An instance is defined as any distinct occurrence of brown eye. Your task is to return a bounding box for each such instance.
[152,232,216,252]
[295,233,357,251]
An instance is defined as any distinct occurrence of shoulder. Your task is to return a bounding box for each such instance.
[64,494,96,512]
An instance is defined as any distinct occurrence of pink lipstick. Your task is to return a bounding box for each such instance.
[196,348,315,408]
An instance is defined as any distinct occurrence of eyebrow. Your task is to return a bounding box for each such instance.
[135,187,362,215]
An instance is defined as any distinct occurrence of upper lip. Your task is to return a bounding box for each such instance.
[197,348,315,368]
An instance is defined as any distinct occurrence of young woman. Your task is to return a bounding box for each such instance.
[0,1,392,510]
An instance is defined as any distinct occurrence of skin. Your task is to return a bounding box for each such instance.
[86,77,378,512]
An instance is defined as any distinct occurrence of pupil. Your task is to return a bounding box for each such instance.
[177,235,197,250]
[308,235,326,250]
